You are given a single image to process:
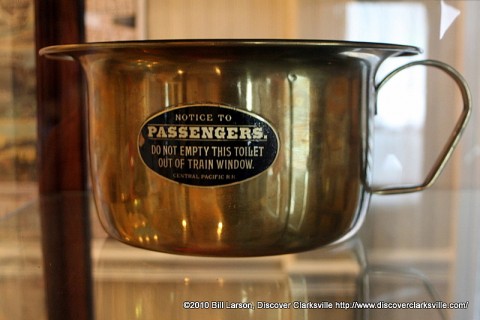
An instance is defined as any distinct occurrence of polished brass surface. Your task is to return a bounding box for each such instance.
[39,40,469,256]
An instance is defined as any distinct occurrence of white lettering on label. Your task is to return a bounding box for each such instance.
[146,125,265,140]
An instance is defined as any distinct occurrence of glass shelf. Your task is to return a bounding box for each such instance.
[1,190,476,319]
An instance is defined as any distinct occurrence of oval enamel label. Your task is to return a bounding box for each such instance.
[138,104,279,187]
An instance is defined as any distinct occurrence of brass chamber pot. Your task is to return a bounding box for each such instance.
[40,40,471,256]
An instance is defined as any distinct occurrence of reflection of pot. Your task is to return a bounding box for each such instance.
[94,237,447,320]
[40,40,471,256]
[94,237,363,320]
[97,270,294,320]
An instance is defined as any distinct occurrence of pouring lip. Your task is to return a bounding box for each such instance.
[39,39,422,60]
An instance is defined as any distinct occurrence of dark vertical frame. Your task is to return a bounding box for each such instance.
[34,0,93,319]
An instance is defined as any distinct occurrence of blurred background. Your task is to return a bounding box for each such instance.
[0,0,478,319]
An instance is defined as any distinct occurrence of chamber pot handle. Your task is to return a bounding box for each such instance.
[370,59,472,195]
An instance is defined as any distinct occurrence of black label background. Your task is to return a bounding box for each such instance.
[138,104,279,187]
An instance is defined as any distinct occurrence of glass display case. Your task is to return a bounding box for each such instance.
[1,0,478,319]
[1,191,476,319]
